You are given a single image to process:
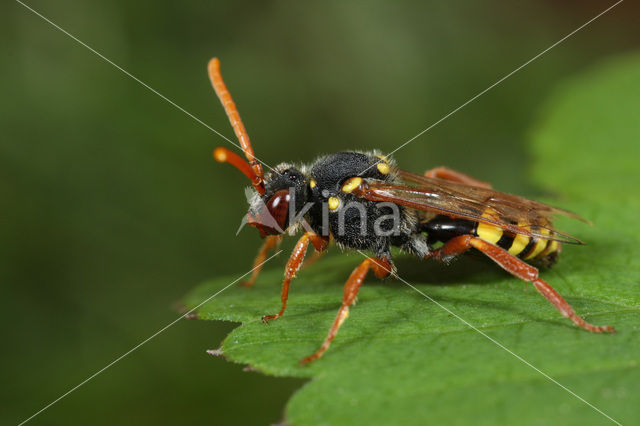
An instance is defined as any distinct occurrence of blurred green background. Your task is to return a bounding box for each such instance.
[2,0,639,424]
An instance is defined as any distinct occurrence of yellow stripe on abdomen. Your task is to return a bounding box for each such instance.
[508,233,530,256]
[476,209,503,244]
[476,222,502,244]
[523,239,547,260]
[523,228,550,260]
[538,239,559,258]
[474,210,561,262]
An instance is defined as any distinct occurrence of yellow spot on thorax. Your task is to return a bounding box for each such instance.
[328,196,341,211]
[342,177,363,193]
[376,161,390,175]
[309,178,317,188]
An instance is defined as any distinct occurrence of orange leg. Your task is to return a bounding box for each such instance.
[240,235,283,287]
[427,234,475,261]
[262,232,328,323]
[424,166,492,189]
[300,257,393,365]
[301,249,326,270]
[430,235,614,333]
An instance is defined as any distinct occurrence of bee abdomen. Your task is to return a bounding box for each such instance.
[423,212,562,264]
[476,221,561,262]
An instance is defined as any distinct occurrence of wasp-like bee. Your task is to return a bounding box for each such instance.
[207,58,614,365]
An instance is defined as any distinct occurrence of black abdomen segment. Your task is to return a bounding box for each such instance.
[422,214,560,263]
[423,215,477,245]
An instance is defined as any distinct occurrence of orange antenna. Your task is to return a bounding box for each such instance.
[208,58,265,195]
[213,147,262,185]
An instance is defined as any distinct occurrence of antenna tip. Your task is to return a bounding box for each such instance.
[208,57,220,71]
[213,147,227,162]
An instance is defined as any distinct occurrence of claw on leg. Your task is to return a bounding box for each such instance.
[531,278,615,333]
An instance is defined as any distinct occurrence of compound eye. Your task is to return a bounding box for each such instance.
[248,189,290,237]
[266,190,291,230]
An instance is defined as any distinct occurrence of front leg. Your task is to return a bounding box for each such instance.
[262,232,329,323]
[241,235,283,287]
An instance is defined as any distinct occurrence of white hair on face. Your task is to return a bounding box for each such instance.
[246,187,263,215]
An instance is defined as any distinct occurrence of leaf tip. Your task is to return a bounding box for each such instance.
[206,348,227,359]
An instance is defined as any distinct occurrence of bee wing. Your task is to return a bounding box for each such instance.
[354,169,587,244]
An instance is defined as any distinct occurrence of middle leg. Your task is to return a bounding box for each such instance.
[300,256,393,364]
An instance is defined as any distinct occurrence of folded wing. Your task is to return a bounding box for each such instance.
[352,169,587,244]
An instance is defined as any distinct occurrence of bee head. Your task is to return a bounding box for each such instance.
[246,165,309,237]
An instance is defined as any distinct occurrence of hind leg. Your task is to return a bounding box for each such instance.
[429,235,614,333]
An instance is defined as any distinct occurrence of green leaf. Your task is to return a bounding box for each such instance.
[183,53,640,425]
